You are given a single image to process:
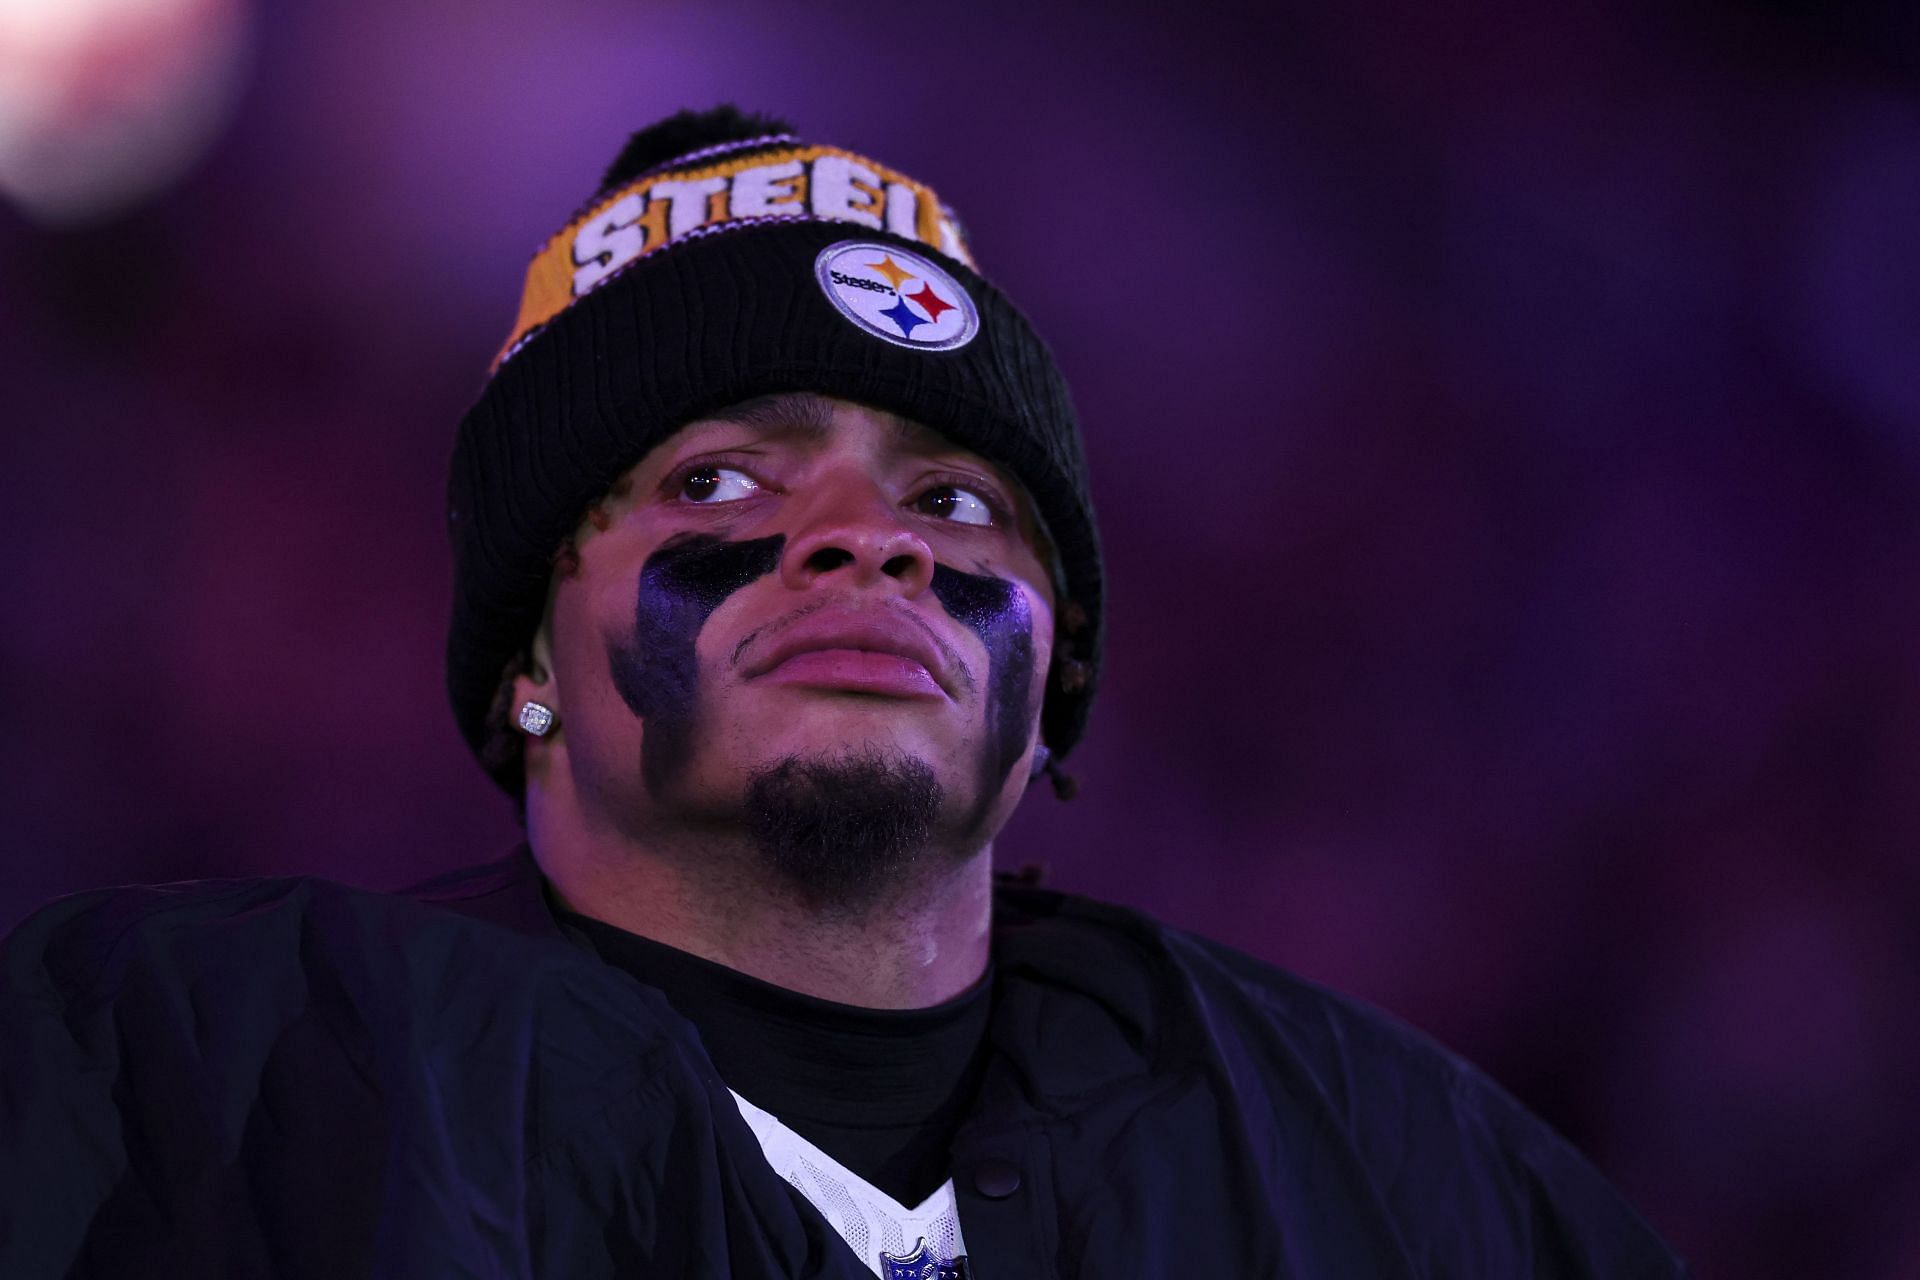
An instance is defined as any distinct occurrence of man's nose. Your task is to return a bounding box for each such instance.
[777,469,935,597]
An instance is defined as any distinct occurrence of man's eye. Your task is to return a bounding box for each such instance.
[679,466,761,503]
[913,484,994,527]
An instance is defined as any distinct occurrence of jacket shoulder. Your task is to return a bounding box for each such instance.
[994,882,1688,1277]
[996,881,1491,1116]
[1172,915,1687,1276]
[3,856,572,1015]
[0,862,725,1277]
[7,873,352,1000]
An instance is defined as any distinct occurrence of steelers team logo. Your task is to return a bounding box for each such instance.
[814,240,980,352]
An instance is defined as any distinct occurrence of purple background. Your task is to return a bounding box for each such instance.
[4,2,1918,1275]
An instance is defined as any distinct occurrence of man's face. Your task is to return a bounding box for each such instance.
[528,392,1057,875]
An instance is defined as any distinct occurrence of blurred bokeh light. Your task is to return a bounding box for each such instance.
[0,0,250,224]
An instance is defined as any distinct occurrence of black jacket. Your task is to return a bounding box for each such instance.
[0,850,1686,1278]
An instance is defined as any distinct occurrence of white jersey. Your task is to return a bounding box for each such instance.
[729,1089,969,1278]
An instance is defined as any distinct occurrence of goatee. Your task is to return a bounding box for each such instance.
[744,747,944,912]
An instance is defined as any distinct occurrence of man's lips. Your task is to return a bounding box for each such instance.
[741,609,959,700]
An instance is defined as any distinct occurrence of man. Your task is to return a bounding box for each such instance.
[0,108,1687,1278]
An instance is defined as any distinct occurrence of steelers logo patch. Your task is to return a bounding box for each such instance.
[814,241,980,352]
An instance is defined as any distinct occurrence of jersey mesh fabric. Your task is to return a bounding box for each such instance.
[732,1090,968,1278]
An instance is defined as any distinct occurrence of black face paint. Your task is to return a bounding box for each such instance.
[929,563,1038,829]
[610,534,785,793]
[610,533,1036,821]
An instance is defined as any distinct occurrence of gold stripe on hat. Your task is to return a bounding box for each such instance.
[494,144,972,368]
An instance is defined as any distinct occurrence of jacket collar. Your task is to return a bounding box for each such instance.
[402,844,566,940]
[404,846,1193,1104]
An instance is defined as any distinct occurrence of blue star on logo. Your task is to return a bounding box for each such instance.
[879,294,928,339]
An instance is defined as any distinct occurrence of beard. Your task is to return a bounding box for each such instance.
[743,745,946,912]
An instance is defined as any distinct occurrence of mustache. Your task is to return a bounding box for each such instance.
[729,596,978,696]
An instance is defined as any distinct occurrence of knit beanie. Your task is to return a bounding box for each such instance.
[447,107,1102,794]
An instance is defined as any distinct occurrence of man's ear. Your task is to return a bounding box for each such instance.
[1027,743,1052,780]
[510,616,560,722]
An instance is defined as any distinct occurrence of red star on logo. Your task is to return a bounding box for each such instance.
[906,282,955,323]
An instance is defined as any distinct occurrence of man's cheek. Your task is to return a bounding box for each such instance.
[607,534,787,792]
[929,564,1040,804]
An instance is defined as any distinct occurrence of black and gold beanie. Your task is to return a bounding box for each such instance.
[447,107,1102,792]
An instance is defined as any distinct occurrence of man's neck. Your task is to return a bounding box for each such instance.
[532,812,995,1010]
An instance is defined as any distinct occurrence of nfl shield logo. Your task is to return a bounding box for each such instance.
[880,1239,941,1280]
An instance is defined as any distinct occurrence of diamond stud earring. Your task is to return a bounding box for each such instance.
[516,701,557,737]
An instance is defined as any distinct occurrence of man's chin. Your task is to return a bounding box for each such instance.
[741,746,949,913]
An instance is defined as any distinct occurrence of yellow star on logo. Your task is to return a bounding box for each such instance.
[867,254,914,288]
